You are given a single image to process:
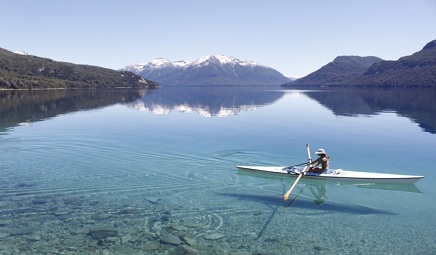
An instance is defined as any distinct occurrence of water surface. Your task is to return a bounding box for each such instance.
[1,87,435,254]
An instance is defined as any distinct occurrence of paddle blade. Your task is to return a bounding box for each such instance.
[283,190,291,201]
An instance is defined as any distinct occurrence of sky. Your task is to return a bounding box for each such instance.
[1,0,436,77]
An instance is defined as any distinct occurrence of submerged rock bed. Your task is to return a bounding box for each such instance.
[1,182,434,255]
[0,191,291,255]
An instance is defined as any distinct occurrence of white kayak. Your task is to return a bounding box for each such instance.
[236,165,424,184]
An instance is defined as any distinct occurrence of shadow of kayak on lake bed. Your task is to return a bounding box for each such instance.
[219,193,397,216]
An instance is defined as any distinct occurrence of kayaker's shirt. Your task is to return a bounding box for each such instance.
[313,155,330,170]
[321,156,330,170]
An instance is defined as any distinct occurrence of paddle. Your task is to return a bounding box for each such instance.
[283,144,312,201]
[283,166,306,201]
[284,184,306,209]
[293,161,310,167]
[307,144,312,167]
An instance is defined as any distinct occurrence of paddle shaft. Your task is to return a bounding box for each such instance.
[283,165,307,201]
[307,144,312,167]
[283,144,312,201]
[294,161,310,166]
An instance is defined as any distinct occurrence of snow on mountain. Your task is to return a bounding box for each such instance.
[148,58,173,68]
[193,55,216,66]
[121,54,291,86]
[173,60,191,67]
[14,51,29,55]
[192,54,260,67]
[122,63,147,73]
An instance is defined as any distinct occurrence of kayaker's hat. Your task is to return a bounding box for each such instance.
[316,148,326,155]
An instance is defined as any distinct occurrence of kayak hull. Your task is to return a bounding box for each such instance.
[236,166,424,184]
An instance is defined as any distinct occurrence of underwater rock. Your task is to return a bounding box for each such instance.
[52,209,74,217]
[161,215,170,222]
[32,199,48,205]
[87,227,118,240]
[12,208,32,215]
[25,234,41,242]
[314,245,322,251]
[63,197,82,206]
[203,232,226,240]
[113,244,138,254]
[181,233,196,246]
[169,224,188,231]
[195,244,221,253]
[161,234,183,245]
[16,182,34,188]
[114,220,124,228]
[175,244,200,255]
[91,213,112,221]
[230,252,253,255]
[145,198,161,204]
[0,232,9,239]
[144,241,163,251]
[252,211,263,216]
[121,234,132,244]
[120,207,140,214]
[88,199,100,205]
[126,218,143,226]
[9,227,34,236]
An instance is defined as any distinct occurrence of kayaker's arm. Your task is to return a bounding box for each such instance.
[309,157,322,167]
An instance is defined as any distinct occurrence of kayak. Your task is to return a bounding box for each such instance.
[236,165,424,184]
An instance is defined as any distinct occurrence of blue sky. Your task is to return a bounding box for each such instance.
[1,0,435,77]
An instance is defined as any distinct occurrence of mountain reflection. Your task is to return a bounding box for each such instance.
[127,87,285,117]
[304,88,436,134]
[0,89,146,132]
[2,87,434,135]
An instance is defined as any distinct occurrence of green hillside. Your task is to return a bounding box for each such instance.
[0,48,159,89]
[349,40,436,87]
[283,56,383,87]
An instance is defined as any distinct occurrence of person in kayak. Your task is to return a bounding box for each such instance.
[306,148,330,173]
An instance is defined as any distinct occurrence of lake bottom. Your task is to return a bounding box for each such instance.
[0,149,432,255]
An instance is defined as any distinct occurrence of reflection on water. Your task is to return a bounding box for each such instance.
[0,89,147,132]
[126,87,436,134]
[307,185,327,205]
[237,169,423,195]
[2,87,435,133]
[305,88,436,134]
[127,87,285,117]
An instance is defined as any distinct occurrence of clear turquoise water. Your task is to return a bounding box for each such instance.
[0,88,435,254]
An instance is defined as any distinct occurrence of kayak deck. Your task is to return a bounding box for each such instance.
[236,165,424,184]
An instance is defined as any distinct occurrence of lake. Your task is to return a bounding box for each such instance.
[1,87,435,254]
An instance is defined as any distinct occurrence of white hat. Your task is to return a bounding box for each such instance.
[316,148,326,155]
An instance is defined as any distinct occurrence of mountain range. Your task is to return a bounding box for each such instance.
[283,56,384,87]
[3,39,435,89]
[121,54,292,86]
[0,48,159,90]
[284,39,436,87]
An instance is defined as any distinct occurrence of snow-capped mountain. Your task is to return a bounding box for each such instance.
[121,54,291,86]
